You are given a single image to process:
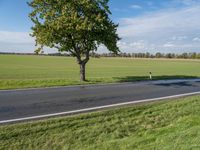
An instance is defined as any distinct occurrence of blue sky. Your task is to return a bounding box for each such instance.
[0,0,200,53]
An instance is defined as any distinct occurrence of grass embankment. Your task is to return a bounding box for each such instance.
[1,54,200,89]
[1,95,200,149]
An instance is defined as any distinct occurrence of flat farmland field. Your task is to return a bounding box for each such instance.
[0,54,200,89]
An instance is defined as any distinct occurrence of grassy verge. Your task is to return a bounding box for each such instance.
[0,75,197,90]
[1,55,200,89]
[1,95,200,149]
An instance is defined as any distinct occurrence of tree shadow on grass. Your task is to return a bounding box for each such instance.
[113,75,199,83]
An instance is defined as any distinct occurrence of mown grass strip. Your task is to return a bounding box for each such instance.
[1,95,200,149]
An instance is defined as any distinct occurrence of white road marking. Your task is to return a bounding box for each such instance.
[1,91,200,124]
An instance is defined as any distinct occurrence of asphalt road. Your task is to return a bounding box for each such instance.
[1,79,200,123]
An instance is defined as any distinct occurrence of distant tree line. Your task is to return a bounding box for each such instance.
[90,52,200,59]
[1,52,200,59]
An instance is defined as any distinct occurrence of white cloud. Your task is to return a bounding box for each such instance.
[193,37,200,42]
[119,41,144,49]
[0,31,33,44]
[0,31,56,53]
[174,0,200,6]
[117,6,200,53]
[171,36,187,41]
[113,8,128,12]
[129,41,146,49]
[119,7,200,37]
[163,43,175,48]
[130,4,142,9]
[0,31,34,53]
[117,41,128,49]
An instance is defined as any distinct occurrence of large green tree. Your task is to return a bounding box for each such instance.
[28,0,120,81]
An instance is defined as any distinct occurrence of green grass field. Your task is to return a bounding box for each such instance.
[0,54,200,89]
[1,95,200,149]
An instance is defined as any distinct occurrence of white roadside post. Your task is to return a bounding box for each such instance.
[149,72,152,80]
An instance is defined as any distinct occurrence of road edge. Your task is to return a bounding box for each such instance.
[1,91,200,124]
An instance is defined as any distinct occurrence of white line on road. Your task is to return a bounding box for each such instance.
[1,91,200,124]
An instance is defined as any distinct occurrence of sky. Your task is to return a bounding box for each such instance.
[0,0,200,54]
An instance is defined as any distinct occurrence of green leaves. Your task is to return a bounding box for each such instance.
[28,0,120,56]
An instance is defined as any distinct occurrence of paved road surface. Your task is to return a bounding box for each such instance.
[1,79,200,123]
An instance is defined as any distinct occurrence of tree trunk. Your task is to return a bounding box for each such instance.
[80,63,86,81]
[76,50,89,82]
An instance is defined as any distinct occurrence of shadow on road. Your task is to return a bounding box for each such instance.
[113,75,199,83]
[154,82,194,87]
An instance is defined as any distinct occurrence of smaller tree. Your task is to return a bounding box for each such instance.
[28,0,120,81]
[155,52,162,58]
